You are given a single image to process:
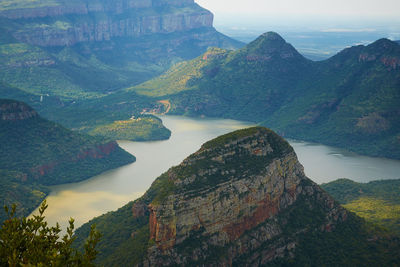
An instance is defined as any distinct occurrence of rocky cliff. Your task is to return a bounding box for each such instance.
[0,0,242,106]
[73,127,398,266]
[0,0,214,47]
[134,127,347,265]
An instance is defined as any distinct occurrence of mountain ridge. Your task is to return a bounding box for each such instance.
[0,0,243,138]
[129,32,400,159]
[0,99,135,221]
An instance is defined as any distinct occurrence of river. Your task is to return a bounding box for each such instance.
[35,115,400,231]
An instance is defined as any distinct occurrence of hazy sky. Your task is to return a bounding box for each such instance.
[195,0,400,18]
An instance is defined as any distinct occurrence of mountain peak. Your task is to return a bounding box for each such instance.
[249,31,286,48]
[245,31,303,60]
[368,38,399,49]
[260,31,286,42]
[77,126,357,265]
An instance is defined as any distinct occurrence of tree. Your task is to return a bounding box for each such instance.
[0,201,101,266]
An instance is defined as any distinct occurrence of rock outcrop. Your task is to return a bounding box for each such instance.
[0,100,38,121]
[1,0,214,47]
[122,127,348,265]
[75,126,399,266]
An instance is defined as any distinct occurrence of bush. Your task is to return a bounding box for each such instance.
[0,201,101,266]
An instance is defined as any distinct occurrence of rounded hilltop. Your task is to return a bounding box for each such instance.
[201,126,292,154]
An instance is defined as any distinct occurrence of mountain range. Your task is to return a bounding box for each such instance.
[0,99,134,221]
[129,32,400,159]
[0,0,241,99]
[75,127,400,265]
[0,0,242,138]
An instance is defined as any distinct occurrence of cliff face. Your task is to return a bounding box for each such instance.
[75,126,399,265]
[127,127,348,265]
[0,100,38,121]
[1,0,213,47]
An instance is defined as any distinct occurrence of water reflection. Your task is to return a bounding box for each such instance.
[33,116,400,231]
[35,116,253,230]
[291,140,400,184]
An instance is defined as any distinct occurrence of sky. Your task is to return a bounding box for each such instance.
[195,0,400,37]
[195,0,400,18]
[195,0,400,56]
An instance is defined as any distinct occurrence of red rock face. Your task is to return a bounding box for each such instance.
[358,53,400,70]
[381,56,400,70]
[30,162,57,178]
[29,141,119,178]
[359,53,377,62]
[149,205,157,240]
[148,204,177,250]
[223,196,280,241]
[76,142,117,160]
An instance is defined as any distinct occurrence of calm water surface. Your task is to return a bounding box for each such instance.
[34,116,400,230]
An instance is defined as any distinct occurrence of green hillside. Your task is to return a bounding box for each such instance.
[90,115,171,141]
[0,99,135,221]
[130,32,400,159]
[0,169,49,222]
[322,178,400,235]
[0,0,242,139]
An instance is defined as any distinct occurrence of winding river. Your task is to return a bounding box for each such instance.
[34,116,400,231]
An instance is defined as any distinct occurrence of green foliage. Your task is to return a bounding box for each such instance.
[281,214,400,266]
[73,201,150,266]
[0,99,134,227]
[89,115,171,141]
[0,169,49,223]
[344,197,400,235]
[322,178,400,235]
[138,33,400,159]
[0,99,135,185]
[0,201,101,266]
[129,48,228,97]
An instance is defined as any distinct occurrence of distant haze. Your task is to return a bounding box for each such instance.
[196,0,400,34]
[195,0,400,18]
[195,0,400,59]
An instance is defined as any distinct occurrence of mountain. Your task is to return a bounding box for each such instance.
[322,178,400,235]
[129,32,400,159]
[0,99,135,221]
[75,127,400,266]
[0,0,242,139]
[0,0,242,99]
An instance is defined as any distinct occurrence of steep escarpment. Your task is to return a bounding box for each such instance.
[0,0,213,47]
[0,99,135,185]
[75,127,399,266]
[0,0,242,135]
